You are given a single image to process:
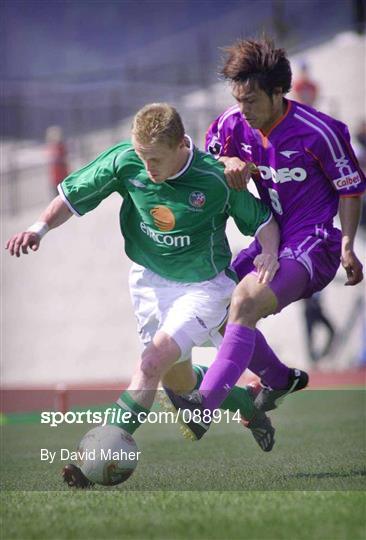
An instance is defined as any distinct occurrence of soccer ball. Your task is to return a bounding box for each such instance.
[77,425,139,486]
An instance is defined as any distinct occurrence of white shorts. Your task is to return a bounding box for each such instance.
[128,264,236,362]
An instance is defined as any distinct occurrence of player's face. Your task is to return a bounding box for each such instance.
[133,139,187,183]
[231,82,284,133]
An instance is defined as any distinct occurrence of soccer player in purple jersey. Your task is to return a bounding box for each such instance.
[164,38,365,440]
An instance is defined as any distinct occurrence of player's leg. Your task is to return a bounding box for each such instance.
[251,229,341,408]
[303,299,318,361]
[310,297,335,358]
[243,260,310,410]
[63,331,179,489]
[164,257,310,433]
[248,228,341,407]
[113,330,181,434]
[156,269,274,447]
[197,271,281,412]
[319,313,336,357]
[163,333,261,419]
[64,267,185,488]
[162,360,256,420]
[111,264,188,433]
[162,359,274,451]
[231,247,310,390]
[113,263,231,435]
[161,358,197,394]
[215,242,297,390]
[190,363,276,452]
[158,267,257,418]
[162,308,275,452]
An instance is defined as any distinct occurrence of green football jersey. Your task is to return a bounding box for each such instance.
[59,139,271,282]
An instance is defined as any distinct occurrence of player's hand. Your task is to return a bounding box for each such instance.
[221,157,258,191]
[253,253,280,284]
[5,231,41,257]
[341,248,363,286]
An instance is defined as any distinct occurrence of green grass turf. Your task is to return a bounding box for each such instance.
[1,390,365,539]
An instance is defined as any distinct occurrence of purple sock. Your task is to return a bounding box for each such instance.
[249,329,290,389]
[200,323,256,412]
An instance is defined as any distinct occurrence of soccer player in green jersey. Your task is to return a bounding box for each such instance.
[6,103,280,487]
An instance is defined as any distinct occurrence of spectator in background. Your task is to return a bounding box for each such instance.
[353,120,366,232]
[293,61,319,107]
[355,119,366,171]
[46,126,69,197]
[303,293,336,363]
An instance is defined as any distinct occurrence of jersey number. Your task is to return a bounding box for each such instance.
[268,188,283,215]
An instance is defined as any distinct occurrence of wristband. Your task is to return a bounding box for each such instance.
[26,221,50,239]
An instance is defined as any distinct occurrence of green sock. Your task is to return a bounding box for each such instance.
[193,364,255,420]
[109,391,150,434]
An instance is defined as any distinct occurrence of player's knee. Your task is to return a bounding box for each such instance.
[140,353,164,379]
[230,289,258,325]
[140,339,178,379]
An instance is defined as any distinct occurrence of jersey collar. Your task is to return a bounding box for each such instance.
[167,135,194,180]
[259,100,292,138]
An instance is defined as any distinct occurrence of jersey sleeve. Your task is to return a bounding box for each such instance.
[228,189,272,237]
[205,109,241,158]
[310,121,366,197]
[58,147,124,216]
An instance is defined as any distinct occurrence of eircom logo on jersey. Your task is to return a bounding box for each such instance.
[140,222,191,248]
[258,166,307,183]
[333,171,361,191]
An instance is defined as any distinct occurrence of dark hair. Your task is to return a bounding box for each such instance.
[221,38,292,96]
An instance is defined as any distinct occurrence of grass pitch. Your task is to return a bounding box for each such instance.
[1,390,365,539]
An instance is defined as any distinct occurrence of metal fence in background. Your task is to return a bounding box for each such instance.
[1,96,222,215]
[2,0,359,141]
[1,0,362,216]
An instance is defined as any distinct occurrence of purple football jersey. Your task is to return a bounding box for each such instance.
[206,100,366,243]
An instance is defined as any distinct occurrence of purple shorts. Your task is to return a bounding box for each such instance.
[232,224,341,312]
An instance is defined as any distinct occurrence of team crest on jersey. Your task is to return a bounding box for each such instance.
[189,191,206,208]
[207,136,222,156]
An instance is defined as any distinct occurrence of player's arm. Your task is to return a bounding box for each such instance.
[254,214,280,284]
[205,114,255,191]
[6,196,72,257]
[219,157,259,191]
[6,143,128,258]
[229,190,280,284]
[339,196,363,286]
[311,121,365,285]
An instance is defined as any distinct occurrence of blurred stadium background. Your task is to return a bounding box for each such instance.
[1,0,365,399]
